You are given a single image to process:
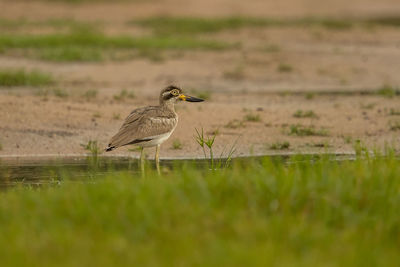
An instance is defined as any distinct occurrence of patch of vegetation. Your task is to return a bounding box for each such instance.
[360,103,376,110]
[377,84,400,98]
[80,140,100,156]
[0,69,54,87]
[305,142,331,148]
[305,92,315,100]
[244,113,261,122]
[195,127,236,169]
[288,124,329,136]
[0,31,232,62]
[112,113,121,120]
[172,139,183,150]
[277,63,293,73]
[269,141,290,150]
[39,47,104,62]
[131,17,274,35]
[131,16,359,35]
[293,110,318,118]
[52,88,69,98]
[189,89,212,100]
[113,89,136,101]
[389,121,400,131]
[225,119,245,129]
[261,44,281,53]
[366,16,400,27]
[1,154,400,266]
[389,108,400,116]
[92,112,101,118]
[0,142,2,151]
[82,89,98,100]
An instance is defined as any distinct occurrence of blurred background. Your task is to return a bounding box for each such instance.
[0,0,399,158]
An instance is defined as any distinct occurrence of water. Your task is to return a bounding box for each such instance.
[0,153,357,189]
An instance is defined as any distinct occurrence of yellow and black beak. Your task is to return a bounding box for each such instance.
[178,94,204,102]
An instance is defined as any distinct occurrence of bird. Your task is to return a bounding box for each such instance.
[105,85,204,173]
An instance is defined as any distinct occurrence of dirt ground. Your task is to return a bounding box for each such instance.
[0,0,400,159]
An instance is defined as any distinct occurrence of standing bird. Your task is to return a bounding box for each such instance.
[105,85,204,173]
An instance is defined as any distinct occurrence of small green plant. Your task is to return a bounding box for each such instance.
[113,89,136,101]
[277,63,293,73]
[0,69,54,87]
[293,110,318,118]
[224,119,245,129]
[172,139,183,150]
[389,121,400,131]
[81,140,100,157]
[113,113,121,120]
[269,141,290,150]
[92,112,101,118]
[262,44,281,53]
[83,89,98,100]
[378,84,399,98]
[360,103,376,110]
[343,136,353,144]
[305,92,315,100]
[53,88,69,98]
[195,128,236,169]
[389,108,400,115]
[244,113,261,122]
[288,124,328,136]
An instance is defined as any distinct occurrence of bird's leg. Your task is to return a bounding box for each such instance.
[140,147,145,174]
[155,144,161,175]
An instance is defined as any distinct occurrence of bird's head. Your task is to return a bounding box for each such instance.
[160,85,204,105]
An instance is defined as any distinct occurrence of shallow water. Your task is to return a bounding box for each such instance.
[0,153,357,189]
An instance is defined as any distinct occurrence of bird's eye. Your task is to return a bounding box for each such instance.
[171,89,179,96]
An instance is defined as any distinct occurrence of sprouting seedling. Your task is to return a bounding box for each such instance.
[195,127,207,159]
[195,127,236,170]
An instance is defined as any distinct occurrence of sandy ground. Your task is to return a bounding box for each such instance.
[0,0,399,159]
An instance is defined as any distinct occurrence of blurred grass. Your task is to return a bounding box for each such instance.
[1,154,400,266]
[131,16,400,35]
[0,69,54,87]
[0,30,233,62]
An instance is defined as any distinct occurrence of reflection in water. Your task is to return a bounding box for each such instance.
[0,154,356,189]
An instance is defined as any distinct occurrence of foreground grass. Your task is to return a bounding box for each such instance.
[0,69,54,87]
[1,154,400,266]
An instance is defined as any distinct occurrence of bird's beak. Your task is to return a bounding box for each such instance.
[178,94,204,102]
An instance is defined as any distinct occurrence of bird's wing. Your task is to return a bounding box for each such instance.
[107,107,177,149]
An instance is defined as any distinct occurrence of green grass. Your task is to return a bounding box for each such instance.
[293,110,318,118]
[244,113,261,122]
[82,89,98,100]
[131,17,273,35]
[277,63,293,73]
[225,119,245,129]
[389,121,400,131]
[377,84,400,98]
[1,154,400,266]
[269,141,290,150]
[172,139,183,150]
[288,124,328,136]
[389,108,400,116]
[113,89,136,101]
[0,69,54,87]
[130,16,358,35]
[0,31,232,62]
